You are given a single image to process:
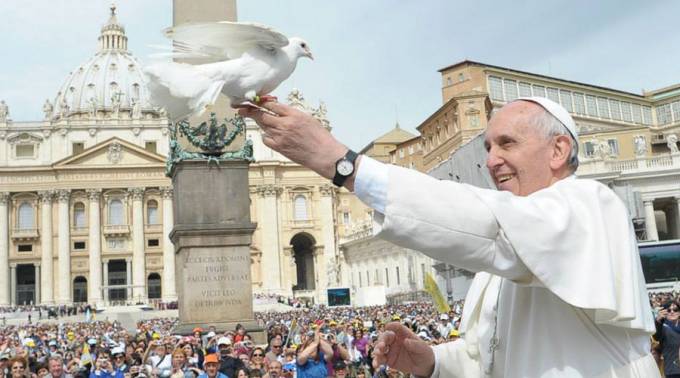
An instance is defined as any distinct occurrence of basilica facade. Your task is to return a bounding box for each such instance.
[0,8,356,307]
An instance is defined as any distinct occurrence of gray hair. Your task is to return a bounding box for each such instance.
[47,355,64,364]
[527,108,579,172]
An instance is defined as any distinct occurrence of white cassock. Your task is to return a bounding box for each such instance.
[354,157,659,378]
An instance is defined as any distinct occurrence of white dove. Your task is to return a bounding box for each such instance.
[143,21,313,121]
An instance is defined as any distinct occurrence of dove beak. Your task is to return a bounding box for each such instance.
[305,50,314,60]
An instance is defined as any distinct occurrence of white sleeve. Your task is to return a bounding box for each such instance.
[429,340,482,378]
[354,155,388,214]
[364,161,531,282]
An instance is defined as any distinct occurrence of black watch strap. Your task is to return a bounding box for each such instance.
[332,150,358,187]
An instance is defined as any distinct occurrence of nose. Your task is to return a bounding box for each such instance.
[486,148,504,171]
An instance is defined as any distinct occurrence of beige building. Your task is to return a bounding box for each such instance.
[397,60,680,241]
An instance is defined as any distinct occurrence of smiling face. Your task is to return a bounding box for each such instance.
[484,101,572,196]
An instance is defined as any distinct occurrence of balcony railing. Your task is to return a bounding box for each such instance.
[103,224,130,236]
[578,153,680,176]
[290,219,314,229]
[11,228,39,241]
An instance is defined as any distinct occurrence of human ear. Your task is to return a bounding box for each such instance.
[549,135,572,171]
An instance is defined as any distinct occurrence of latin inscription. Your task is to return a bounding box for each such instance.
[184,251,251,313]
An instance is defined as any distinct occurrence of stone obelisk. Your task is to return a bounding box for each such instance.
[170,0,263,343]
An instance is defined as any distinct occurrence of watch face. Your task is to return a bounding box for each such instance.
[337,159,354,176]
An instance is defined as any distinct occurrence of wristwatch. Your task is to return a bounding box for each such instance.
[332,150,358,187]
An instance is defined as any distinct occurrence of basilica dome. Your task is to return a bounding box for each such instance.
[53,6,159,120]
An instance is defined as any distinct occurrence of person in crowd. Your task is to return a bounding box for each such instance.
[216,338,243,378]
[263,339,282,366]
[45,356,72,378]
[233,368,248,378]
[246,348,265,376]
[144,341,172,378]
[262,361,281,378]
[239,97,659,377]
[8,357,28,378]
[35,364,48,378]
[295,331,333,378]
[170,348,197,378]
[331,360,347,378]
[197,355,226,378]
[323,333,349,377]
[655,301,680,378]
[89,355,122,378]
[110,348,128,376]
[0,352,9,378]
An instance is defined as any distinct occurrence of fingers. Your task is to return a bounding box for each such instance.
[260,101,292,116]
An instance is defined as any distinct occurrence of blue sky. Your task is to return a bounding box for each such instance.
[1,1,678,150]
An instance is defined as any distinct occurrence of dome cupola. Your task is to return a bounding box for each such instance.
[52,5,161,121]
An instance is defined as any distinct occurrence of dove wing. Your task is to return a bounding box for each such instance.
[163,21,289,63]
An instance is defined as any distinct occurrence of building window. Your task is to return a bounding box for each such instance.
[72,142,85,155]
[342,212,350,225]
[584,141,596,158]
[518,82,532,97]
[586,95,598,117]
[672,101,680,123]
[73,241,86,250]
[73,202,86,228]
[385,267,390,287]
[396,266,400,285]
[488,76,504,101]
[446,77,452,86]
[147,200,159,224]
[18,202,34,230]
[294,195,308,220]
[145,141,157,154]
[15,144,35,158]
[559,90,573,112]
[147,239,160,247]
[503,79,518,101]
[642,106,653,125]
[148,273,161,299]
[408,145,414,155]
[609,100,622,121]
[573,93,586,115]
[108,199,124,225]
[421,263,426,283]
[621,102,633,122]
[458,73,465,82]
[532,85,546,98]
[656,103,672,125]
[546,87,560,103]
[18,244,32,253]
[399,149,404,158]
[607,139,619,156]
[597,97,610,119]
[359,272,362,287]
[366,270,370,286]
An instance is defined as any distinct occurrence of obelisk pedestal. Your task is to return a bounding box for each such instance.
[170,160,263,342]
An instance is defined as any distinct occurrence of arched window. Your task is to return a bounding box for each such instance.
[294,195,308,220]
[147,200,158,225]
[73,202,86,228]
[18,202,34,230]
[108,199,124,225]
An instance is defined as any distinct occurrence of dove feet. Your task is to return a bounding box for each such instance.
[256,95,278,104]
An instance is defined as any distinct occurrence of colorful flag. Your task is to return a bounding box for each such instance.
[423,272,450,313]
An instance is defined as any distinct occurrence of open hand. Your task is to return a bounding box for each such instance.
[372,322,435,377]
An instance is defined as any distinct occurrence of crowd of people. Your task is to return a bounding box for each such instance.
[0,291,675,378]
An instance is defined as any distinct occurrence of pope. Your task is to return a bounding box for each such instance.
[238,96,659,377]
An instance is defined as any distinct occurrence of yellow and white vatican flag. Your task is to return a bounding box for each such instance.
[424,272,450,313]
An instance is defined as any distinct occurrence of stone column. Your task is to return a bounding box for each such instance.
[10,263,17,306]
[0,192,10,306]
[319,185,338,293]
[125,258,133,302]
[38,191,54,304]
[256,185,282,292]
[102,260,109,304]
[675,196,680,239]
[129,188,146,303]
[87,189,103,306]
[57,190,72,304]
[34,263,41,305]
[643,199,659,241]
[160,187,177,302]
